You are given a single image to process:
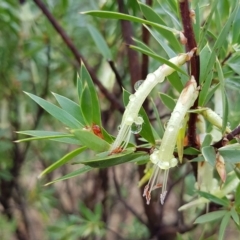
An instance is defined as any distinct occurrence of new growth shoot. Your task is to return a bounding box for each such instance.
[143,76,199,205]
[110,48,196,154]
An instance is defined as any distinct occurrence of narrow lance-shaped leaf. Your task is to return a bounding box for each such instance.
[194,210,228,224]
[52,92,86,125]
[199,0,219,49]
[39,146,87,178]
[159,92,176,111]
[81,11,179,34]
[87,24,112,60]
[132,37,154,53]
[138,2,182,52]
[198,191,230,207]
[219,212,231,240]
[201,3,239,85]
[216,58,229,134]
[24,92,83,129]
[16,130,81,145]
[130,45,187,76]
[230,207,240,225]
[72,129,110,152]
[202,146,216,167]
[150,98,164,139]
[79,63,101,125]
[45,165,93,186]
[80,84,93,125]
[74,149,148,168]
[134,27,184,92]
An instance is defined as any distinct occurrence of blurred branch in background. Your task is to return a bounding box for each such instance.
[1,0,240,239]
[33,0,124,113]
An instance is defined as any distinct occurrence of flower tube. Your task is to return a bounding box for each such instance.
[143,76,199,204]
[110,48,196,153]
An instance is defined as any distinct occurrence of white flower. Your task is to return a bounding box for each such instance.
[110,49,196,154]
[143,77,199,204]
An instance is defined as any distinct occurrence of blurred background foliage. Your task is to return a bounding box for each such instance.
[1,0,240,239]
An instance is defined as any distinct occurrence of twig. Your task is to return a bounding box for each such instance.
[179,0,200,178]
[213,125,240,148]
[33,0,124,113]
[108,60,123,91]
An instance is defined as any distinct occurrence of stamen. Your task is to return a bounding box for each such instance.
[160,190,167,205]
[160,169,169,204]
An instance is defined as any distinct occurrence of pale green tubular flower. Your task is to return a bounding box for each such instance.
[110,48,196,153]
[143,76,199,205]
[200,107,231,134]
[178,171,240,211]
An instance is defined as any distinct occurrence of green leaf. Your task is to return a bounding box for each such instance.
[188,155,205,163]
[183,147,201,155]
[235,183,240,209]
[202,146,216,167]
[82,10,179,34]
[167,72,185,93]
[132,37,154,53]
[198,191,230,207]
[199,0,219,49]
[17,130,63,137]
[101,128,114,144]
[194,210,227,224]
[45,165,93,186]
[79,202,96,221]
[150,98,164,139]
[202,83,220,106]
[130,45,187,76]
[201,3,239,87]
[24,92,83,129]
[199,71,213,106]
[218,212,231,240]
[133,26,185,92]
[123,89,155,145]
[39,147,87,178]
[15,134,78,143]
[72,129,110,153]
[144,25,176,58]
[138,2,182,52]
[74,148,148,168]
[79,63,101,125]
[87,24,112,60]
[16,130,81,145]
[216,58,229,134]
[159,92,176,111]
[52,92,86,125]
[193,3,200,43]
[201,134,213,149]
[218,150,240,164]
[199,43,212,84]
[231,207,240,225]
[80,85,93,125]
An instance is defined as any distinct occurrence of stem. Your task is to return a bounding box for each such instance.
[179,0,200,178]
[213,125,240,148]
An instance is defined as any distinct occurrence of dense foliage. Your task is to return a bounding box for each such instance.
[1,0,240,239]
